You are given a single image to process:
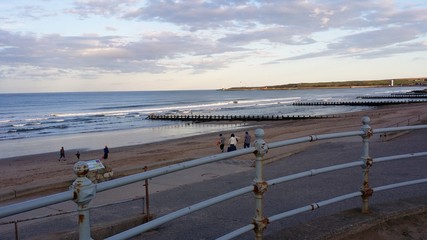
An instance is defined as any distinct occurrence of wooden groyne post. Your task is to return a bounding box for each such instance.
[146,114,336,122]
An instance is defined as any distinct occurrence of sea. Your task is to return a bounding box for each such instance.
[0,86,423,159]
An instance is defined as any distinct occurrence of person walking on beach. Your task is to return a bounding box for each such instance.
[103,145,109,159]
[244,131,251,148]
[75,151,80,159]
[218,133,226,152]
[59,147,66,161]
[228,133,238,152]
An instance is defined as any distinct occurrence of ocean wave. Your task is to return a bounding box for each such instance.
[50,110,138,118]
[374,89,413,94]
[92,103,153,110]
[0,120,12,124]
[231,97,300,105]
[24,117,50,122]
[47,97,303,118]
[8,124,69,133]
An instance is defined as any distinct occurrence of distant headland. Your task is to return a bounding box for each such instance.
[221,77,427,91]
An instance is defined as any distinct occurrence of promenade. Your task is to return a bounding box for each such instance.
[1,126,427,239]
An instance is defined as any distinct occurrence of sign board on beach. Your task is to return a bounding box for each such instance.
[86,159,105,171]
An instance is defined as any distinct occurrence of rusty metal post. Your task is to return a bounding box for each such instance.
[252,128,269,240]
[143,166,150,219]
[14,220,18,240]
[71,161,96,240]
[360,116,373,213]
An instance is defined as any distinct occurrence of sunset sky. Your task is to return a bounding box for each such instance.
[1,0,426,93]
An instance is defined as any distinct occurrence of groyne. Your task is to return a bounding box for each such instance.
[146,114,335,121]
[292,99,427,106]
[147,97,427,122]
[357,94,427,99]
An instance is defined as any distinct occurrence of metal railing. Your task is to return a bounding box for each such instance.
[0,116,426,239]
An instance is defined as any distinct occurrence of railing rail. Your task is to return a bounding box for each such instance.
[218,178,427,240]
[0,116,426,240]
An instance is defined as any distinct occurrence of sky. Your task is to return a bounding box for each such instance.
[0,0,427,93]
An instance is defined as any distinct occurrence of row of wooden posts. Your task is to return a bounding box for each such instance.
[146,114,336,121]
[292,99,427,106]
[357,94,427,99]
[147,96,427,122]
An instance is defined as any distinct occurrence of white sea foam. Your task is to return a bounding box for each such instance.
[48,97,302,118]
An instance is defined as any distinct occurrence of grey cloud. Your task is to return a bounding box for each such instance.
[329,27,421,50]
[219,26,316,45]
[17,5,54,20]
[278,28,427,62]
[355,41,427,59]
[189,54,247,73]
[0,29,243,74]
[276,50,332,61]
[126,1,394,32]
[126,1,325,32]
[0,65,64,81]
[2,0,427,78]
[66,0,138,18]
[123,1,427,54]
[66,1,427,49]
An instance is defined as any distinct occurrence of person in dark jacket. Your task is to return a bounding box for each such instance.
[244,131,251,148]
[103,145,109,159]
[59,146,66,161]
[218,133,226,152]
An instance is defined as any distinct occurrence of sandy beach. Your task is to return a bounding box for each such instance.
[1,103,426,201]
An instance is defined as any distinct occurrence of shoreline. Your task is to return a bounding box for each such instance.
[0,122,250,160]
[1,103,426,202]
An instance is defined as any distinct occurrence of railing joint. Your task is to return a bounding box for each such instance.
[310,202,320,210]
[252,217,269,237]
[253,181,268,195]
[309,135,318,142]
[360,187,374,197]
[310,169,318,176]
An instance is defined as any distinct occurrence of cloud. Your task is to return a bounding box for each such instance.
[66,0,138,18]
[124,0,330,35]
[263,1,427,62]
[120,1,427,57]
[1,0,427,84]
[0,29,244,75]
[219,26,316,46]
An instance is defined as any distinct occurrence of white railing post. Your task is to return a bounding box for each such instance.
[360,116,373,213]
[71,161,97,240]
[252,128,269,240]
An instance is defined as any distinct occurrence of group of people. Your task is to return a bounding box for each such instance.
[58,145,110,161]
[218,131,252,152]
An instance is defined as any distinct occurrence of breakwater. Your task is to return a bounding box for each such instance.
[146,114,335,121]
[146,91,427,122]
[292,99,427,106]
[357,94,427,99]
